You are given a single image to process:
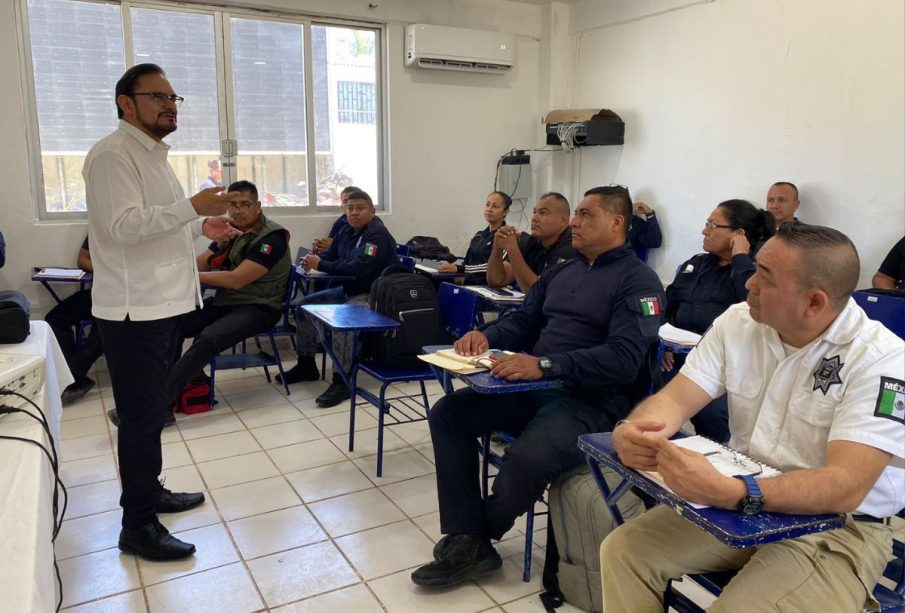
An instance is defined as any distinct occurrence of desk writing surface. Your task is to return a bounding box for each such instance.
[578,432,845,548]
[301,304,399,332]
[31,267,93,283]
[421,345,561,394]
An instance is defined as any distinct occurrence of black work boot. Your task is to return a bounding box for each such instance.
[315,373,350,408]
[275,356,320,384]
[411,534,502,588]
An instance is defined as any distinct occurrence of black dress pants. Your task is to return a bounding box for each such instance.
[45,289,103,379]
[429,387,615,540]
[167,302,281,404]
[97,316,181,529]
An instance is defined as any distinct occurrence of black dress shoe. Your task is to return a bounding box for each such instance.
[411,534,502,588]
[107,408,176,428]
[157,488,205,513]
[61,376,96,406]
[275,358,320,385]
[315,379,350,407]
[118,519,196,560]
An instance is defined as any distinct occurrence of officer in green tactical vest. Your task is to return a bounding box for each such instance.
[108,180,291,428]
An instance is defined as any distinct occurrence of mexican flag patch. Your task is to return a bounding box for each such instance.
[874,376,905,424]
[363,243,378,257]
[259,243,272,254]
[640,296,661,316]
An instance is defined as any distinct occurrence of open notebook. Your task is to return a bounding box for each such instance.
[642,435,781,509]
[418,348,514,373]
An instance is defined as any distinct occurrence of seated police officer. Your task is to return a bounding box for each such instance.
[278,190,396,407]
[45,236,105,405]
[411,186,665,588]
[485,191,577,293]
[106,180,290,427]
[602,223,904,613]
[312,185,361,253]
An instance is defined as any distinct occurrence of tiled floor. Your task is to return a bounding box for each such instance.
[56,360,579,613]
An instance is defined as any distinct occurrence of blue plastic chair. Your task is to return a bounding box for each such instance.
[396,244,411,256]
[207,268,297,404]
[397,255,416,271]
[662,508,905,612]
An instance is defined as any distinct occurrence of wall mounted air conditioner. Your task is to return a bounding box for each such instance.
[405,24,515,74]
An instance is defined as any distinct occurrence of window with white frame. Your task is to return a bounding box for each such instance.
[22,0,383,216]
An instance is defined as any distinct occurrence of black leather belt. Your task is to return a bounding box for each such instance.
[853,514,891,525]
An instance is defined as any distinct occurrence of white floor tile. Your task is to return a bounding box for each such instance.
[270,583,383,613]
[158,465,205,495]
[61,397,106,421]
[251,418,323,449]
[209,476,300,521]
[176,412,247,441]
[380,474,440,517]
[308,488,405,537]
[411,511,442,543]
[293,394,348,418]
[61,415,109,440]
[137,523,239,586]
[223,386,289,412]
[158,500,221,534]
[160,441,192,470]
[196,450,278,489]
[334,520,435,580]
[234,401,303,429]
[330,426,408,460]
[58,549,141,608]
[62,589,147,613]
[309,409,376,437]
[184,430,262,463]
[368,568,495,612]
[246,541,358,608]
[286,460,375,503]
[61,433,113,463]
[145,562,263,613]
[66,479,121,519]
[354,447,436,484]
[61,455,118,488]
[228,505,326,559]
[267,438,346,474]
[56,509,120,560]
[501,594,586,613]
[475,549,544,604]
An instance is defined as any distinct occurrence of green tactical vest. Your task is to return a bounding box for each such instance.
[213,214,291,311]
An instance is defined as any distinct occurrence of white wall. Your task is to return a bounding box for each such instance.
[0,0,543,314]
[561,0,905,286]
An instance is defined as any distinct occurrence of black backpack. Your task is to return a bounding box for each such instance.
[404,235,457,262]
[364,266,442,369]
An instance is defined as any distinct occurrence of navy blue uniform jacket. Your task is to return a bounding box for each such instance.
[318,217,396,295]
[665,252,754,334]
[483,243,665,408]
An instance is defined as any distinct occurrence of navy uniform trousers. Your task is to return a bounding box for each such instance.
[430,387,617,540]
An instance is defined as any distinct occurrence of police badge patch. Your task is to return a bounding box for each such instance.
[812,355,844,395]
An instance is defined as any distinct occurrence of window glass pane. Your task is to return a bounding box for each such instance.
[312,26,380,208]
[231,18,308,207]
[27,0,124,212]
[132,8,220,196]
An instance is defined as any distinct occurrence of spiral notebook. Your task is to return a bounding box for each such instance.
[643,435,782,509]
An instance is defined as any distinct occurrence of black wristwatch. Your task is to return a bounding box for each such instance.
[734,474,764,515]
[538,356,555,377]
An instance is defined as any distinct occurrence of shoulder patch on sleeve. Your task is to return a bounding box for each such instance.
[638,296,661,316]
[874,376,905,424]
[259,243,273,254]
[363,243,378,257]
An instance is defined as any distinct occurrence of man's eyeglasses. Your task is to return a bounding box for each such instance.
[129,92,184,108]
[228,202,256,211]
[704,220,733,231]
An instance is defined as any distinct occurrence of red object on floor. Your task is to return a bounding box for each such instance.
[178,381,211,415]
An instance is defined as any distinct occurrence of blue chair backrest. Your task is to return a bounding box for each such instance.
[398,255,415,271]
[853,290,905,340]
[636,246,650,263]
[396,244,411,256]
[438,282,480,339]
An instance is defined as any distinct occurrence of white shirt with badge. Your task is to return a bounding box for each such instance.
[681,300,905,517]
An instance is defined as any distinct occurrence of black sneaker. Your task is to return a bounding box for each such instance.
[275,358,320,385]
[61,376,96,406]
[411,534,502,588]
[315,378,350,408]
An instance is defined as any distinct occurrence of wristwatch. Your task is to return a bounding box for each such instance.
[734,474,765,515]
[537,356,555,377]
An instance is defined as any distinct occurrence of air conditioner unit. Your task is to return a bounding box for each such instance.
[405,24,515,74]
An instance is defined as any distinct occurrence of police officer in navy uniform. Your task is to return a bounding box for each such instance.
[412,186,665,588]
[279,190,396,407]
[437,191,512,284]
[486,192,578,293]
